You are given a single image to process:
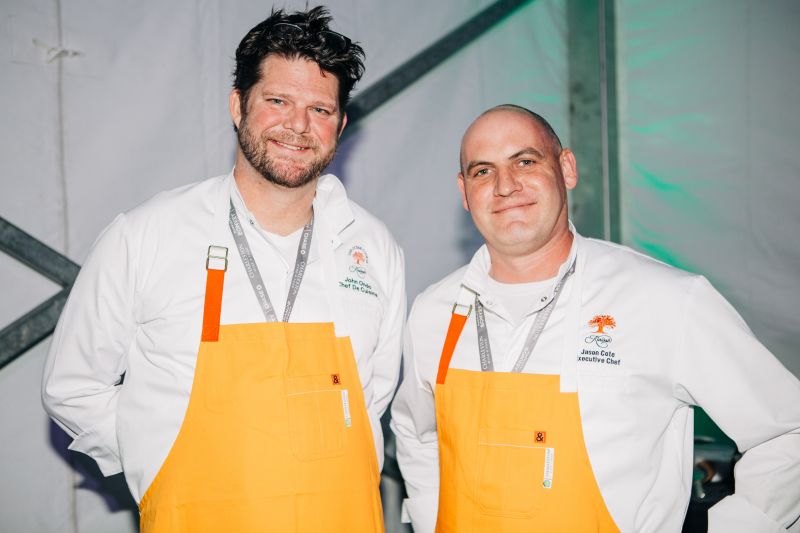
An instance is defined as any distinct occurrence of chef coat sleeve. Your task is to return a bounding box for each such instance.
[41,213,139,476]
[673,276,800,533]
[390,298,440,533]
[370,241,406,420]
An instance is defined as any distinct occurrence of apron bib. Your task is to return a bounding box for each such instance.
[434,252,618,532]
[139,203,384,532]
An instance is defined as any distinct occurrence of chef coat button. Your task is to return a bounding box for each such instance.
[541,296,548,302]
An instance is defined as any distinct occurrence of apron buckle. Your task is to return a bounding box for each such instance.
[452,302,472,317]
[206,245,229,271]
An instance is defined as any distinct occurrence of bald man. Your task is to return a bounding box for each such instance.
[390,105,800,533]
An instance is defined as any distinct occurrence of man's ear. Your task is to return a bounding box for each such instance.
[457,173,470,211]
[229,89,243,130]
[337,113,348,138]
[559,148,579,190]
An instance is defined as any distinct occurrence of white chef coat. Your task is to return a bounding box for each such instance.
[391,229,800,533]
[42,172,406,502]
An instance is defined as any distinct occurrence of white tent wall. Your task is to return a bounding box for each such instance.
[616,0,800,377]
[1,0,798,531]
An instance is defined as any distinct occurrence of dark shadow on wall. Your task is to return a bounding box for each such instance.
[49,420,140,531]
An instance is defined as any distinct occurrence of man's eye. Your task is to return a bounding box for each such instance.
[474,168,489,177]
[267,98,284,105]
[312,107,331,115]
[519,159,534,166]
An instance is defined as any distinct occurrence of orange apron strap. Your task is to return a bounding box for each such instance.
[201,245,229,342]
[436,301,472,385]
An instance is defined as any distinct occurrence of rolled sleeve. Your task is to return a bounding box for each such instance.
[371,242,406,420]
[67,417,123,476]
[708,495,787,533]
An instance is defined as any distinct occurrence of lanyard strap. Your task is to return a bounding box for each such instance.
[228,201,313,323]
[475,297,494,372]
[474,261,575,373]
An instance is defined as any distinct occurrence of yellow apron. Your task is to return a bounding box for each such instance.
[139,218,384,531]
[433,257,618,532]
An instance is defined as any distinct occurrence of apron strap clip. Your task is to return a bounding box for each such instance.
[202,245,228,342]
[436,287,475,385]
[452,302,472,317]
[206,245,228,271]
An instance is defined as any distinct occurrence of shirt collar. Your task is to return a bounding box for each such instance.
[461,222,581,311]
[224,170,355,246]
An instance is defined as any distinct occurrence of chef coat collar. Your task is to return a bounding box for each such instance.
[460,222,580,316]
[221,170,356,253]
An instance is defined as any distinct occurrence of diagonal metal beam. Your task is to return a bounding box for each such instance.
[0,289,71,369]
[0,217,79,286]
[0,217,79,369]
[344,0,535,133]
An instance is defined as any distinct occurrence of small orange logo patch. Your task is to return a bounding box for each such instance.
[331,374,341,385]
[589,314,616,334]
[351,250,366,265]
[535,431,546,444]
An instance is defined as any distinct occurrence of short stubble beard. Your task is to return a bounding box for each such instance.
[236,109,337,189]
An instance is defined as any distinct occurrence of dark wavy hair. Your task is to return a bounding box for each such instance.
[233,6,365,115]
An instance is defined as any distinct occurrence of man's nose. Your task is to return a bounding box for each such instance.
[283,106,310,134]
[494,168,522,196]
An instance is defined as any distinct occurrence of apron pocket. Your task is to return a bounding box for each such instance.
[475,427,544,517]
[286,374,348,461]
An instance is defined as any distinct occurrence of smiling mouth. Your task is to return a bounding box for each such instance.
[271,139,311,152]
[494,201,535,214]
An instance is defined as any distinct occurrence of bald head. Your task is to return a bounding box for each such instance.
[460,105,563,173]
[455,104,578,279]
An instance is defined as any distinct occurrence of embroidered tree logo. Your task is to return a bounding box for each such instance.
[352,250,367,265]
[589,314,616,334]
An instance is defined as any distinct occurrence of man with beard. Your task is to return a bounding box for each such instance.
[42,7,405,532]
[391,105,800,532]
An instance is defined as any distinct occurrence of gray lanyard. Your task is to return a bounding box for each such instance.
[475,262,575,373]
[228,201,313,323]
